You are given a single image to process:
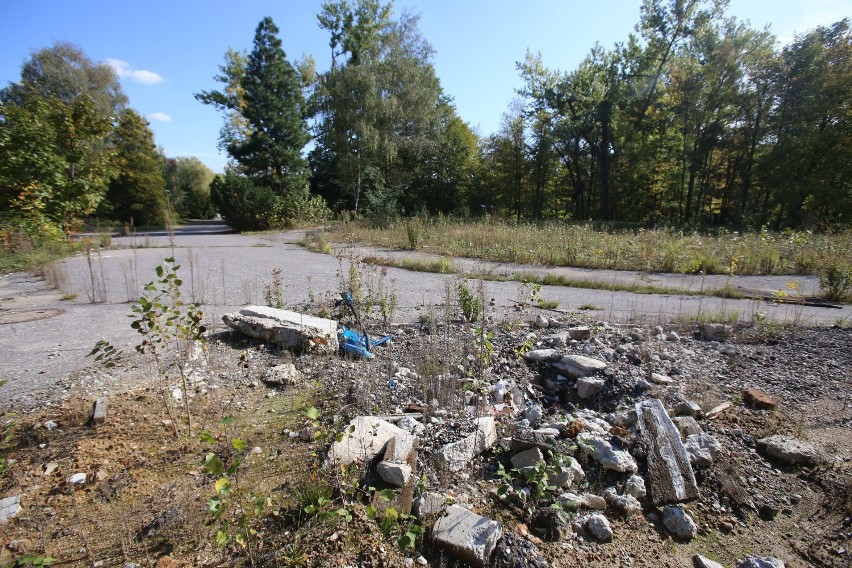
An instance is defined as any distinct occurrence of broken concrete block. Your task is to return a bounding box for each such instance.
[523,349,562,363]
[262,363,304,386]
[702,323,733,341]
[222,306,338,352]
[552,354,607,378]
[328,417,408,466]
[413,491,446,518]
[576,432,637,473]
[511,447,544,469]
[743,388,776,410]
[663,505,697,540]
[585,513,613,541]
[92,397,108,424]
[694,554,726,568]
[567,326,592,341]
[384,433,418,466]
[758,435,820,466]
[377,461,412,487]
[685,433,722,467]
[672,416,703,439]
[434,417,497,472]
[432,505,502,568]
[0,495,21,524]
[635,399,699,505]
[576,377,606,398]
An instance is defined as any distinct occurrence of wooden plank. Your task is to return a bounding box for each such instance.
[635,398,698,505]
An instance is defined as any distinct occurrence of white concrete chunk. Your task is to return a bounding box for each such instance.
[222,306,338,352]
[432,505,502,568]
[328,416,409,466]
[553,354,607,378]
[0,495,21,524]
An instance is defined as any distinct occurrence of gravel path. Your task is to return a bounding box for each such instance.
[1,221,848,410]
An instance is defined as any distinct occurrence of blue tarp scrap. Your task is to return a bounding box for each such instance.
[339,327,392,359]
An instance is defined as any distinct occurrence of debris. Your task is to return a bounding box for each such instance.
[742,388,776,410]
[262,363,303,386]
[222,306,338,352]
[576,432,637,473]
[92,397,108,424]
[0,495,21,524]
[737,556,786,568]
[707,401,732,418]
[672,416,703,438]
[412,492,446,519]
[624,474,647,499]
[663,505,697,540]
[435,416,498,472]
[339,326,392,359]
[685,433,722,467]
[675,400,702,417]
[694,555,725,568]
[552,354,607,378]
[511,447,544,469]
[635,398,699,504]
[702,323,733,342]
[328,416,408,466]
[523,349,562,363]
[67,473,86,485]
[432,504,502,568]
[377,461,412,487]
[758,435,821,466]
[576,377,606,398]
[586,513,613,541]
[650,372,674,385]
[568,326,592,340]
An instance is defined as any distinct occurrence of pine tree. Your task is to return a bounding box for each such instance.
[230,17,311,197]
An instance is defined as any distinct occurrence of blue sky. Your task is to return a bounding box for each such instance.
[3,0,850,173]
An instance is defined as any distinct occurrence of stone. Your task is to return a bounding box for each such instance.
[547,457,585,488]
[534,315,550,329]
[675,400,702,417]
[222,306,338,352]
[412,492,446,518]
[557,492,582,510]
[650,372,674,385]
[552,355,607,378]
[576,377,606,399]
[694,554,726,568]
[604,490,642,516]
[758,435,820,466]
[663,505,697,540]
[666,331,681,342]
[0,495,21,524]
[635,399,699,505]
[533,508,570,541]
[624,474,647,499]
[384,433,418,465]
[432,504,502,568]
[67,473,86,484]
[43,420,58,430]
[525,403,543,426]
[523,349,562,363]
[586,514,613,541]
[262,363,304,386]
[435,417,498,472]
[576,432,637,473]
[580,493,607,510]
[328,416,409,466]
[92,398,108,424]
[702,323,733,342]
[737,556,785,568]
[707,401,733,417]
[685,434,722,467]
[743,388,776,410]
[397,416,425,435]
[672,416,703,439]
[377,461,412,487]
[568,326,592,341]
[511,447,544,469]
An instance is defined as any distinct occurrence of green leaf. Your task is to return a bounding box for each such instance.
[215,477,231,495]
[378,488,396,501]
[366,504,377,519]
[199,430,215,444]
[305,406,321,420]
[232,437,247,451]
[397,534,413,550]
[226,459,242,476]
[384,507,399,521]
[215,529,230,548]
[203,452,224,476]
[220,415,235,426]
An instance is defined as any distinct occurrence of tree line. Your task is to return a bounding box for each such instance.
[2,0,849,243]
[0,43,216,246]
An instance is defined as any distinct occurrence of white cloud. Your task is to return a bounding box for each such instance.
[148,112,172,123]
[106,58,165,85]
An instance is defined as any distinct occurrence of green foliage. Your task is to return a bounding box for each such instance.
[456,279,482,322]
[164,157,216,220]
[263,267,285,309]
[15,556,56,566]
[820,263,852,302]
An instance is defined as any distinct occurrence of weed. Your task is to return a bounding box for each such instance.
[821,262,852,302]
[578,304,603,311]
[457,279,483,323]
[60,292,77,301]
[264,267,285,309]
[300,233,333,255]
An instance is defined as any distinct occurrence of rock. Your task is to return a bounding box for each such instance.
[604,490,642,516]
[534,315,550,329]
[532,508,570,541]
[67,473,87,484]
[685,434,722,467]
[707,401,733,417]
[672,416,703,439]
[737,556,785,568]
[624,474,647,499]
[694,554,726,568]
[557,492,582,510]
[580,493,607,510]
[222,306,338,352]
[547,457,584,488]
[568,326,592,341]
[576,432,637,473]
[523,349,562,363]
[384,433,418,465]
[666,331,681,342]
[703,323,733,342]
[675,400,702,417]
[43,420,58,430]
[650,372,674,385]
[742,388,776,410]
[524,403,543,426]
[491,531,548,568]
[576,377,606,399]
[377,461,412,487]
[435,417,498,472]
[758,435,820,466]
[511,447,544,469]
[586,514,613,541]
[92,398,108,424]
[262,363,304,386]
[635,399,699,505]
[328,417,409,466]
[397,416,425,435]
[552,355,607,378]
[412,491,445,518]
[663,505,697,540]
[0,495,21,524]
[432,504,502,567]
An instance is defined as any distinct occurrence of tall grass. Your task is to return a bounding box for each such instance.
[331,218,851,276]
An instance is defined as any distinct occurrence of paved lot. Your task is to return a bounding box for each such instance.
[1,221,848,410]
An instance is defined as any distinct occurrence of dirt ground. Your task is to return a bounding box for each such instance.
[1,312,850,567]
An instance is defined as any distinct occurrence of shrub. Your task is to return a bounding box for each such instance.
[821,263,852,302]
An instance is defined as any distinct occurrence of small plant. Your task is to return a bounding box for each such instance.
[457,279,483,322]
[263,267,285,309]
[405,220,421,251]
[0,379,12,481]
[15,556,56,566]
[821,263,852,302]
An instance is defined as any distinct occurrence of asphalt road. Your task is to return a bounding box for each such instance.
[1,220,848,410]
